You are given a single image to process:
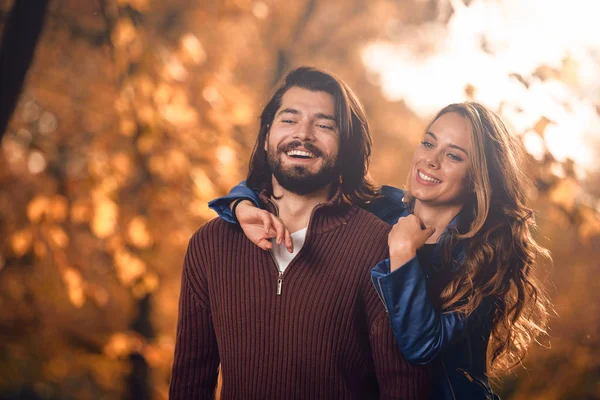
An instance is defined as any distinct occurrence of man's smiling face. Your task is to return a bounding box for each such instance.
[265,86,340,195]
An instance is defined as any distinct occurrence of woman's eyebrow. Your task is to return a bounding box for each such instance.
[426,131,468,155]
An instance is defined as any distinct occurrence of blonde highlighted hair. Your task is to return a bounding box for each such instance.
[406,102,551,376]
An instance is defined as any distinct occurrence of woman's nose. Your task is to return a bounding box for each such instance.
[425,151,441,169]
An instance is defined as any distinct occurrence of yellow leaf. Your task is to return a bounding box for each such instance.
[61,267,86,308]
[163,56,188,82]
[160,102,198,127]
[190,167,217,199]
[147,155,166,176]
[34,240,47,258]
[136,133,157,154]
[179,33,207,65]
[127,216,153,249]
[137,104,156,125]
[143,272,159,293]
[119,118,137,137]
[92,196,118,239]
[190,199,217,220]
[153,83,172,106]
[104,332,144,359]
[548,178,579,212]
[117,0,150,12]
[135,74,155,98]
[133,272,160,299]
[88,284,109,307]
[578,208,600,243]
[112,152,134,183]
[231,102,254,126]
[47,226,69,249]
[49,195,68,223]
[167,149,190,176]
[70,199,91,224]
[216,145,236,167]
[112,19,137,48]
[27,195,49,223]
[11,228,33,257]
[142,343,164,367]
[132,282,147,299]
[114,248,146,286]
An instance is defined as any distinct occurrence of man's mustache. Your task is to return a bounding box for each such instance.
[277,140,323,157]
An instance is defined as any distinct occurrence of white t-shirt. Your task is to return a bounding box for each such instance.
[270,227,308,273]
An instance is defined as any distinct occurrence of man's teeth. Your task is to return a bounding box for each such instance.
[418,171,441,183]
[287,149,316,158]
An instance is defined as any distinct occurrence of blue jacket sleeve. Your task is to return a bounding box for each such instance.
[207,181,261,224]
[366,186,408,225]
[371,258,495,365]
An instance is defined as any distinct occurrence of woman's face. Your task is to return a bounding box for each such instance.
[409,112,472,208]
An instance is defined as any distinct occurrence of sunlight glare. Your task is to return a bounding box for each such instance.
[362,0,600,171]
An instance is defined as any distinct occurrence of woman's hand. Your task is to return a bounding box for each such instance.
[388,214,435,271]
[235,200,293,253]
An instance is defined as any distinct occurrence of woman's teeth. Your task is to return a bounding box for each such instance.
[418,171,441,183]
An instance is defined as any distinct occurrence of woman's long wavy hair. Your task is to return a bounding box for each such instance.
[405,102,552,377]
[246,66,380,206]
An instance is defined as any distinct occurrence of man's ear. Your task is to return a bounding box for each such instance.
[264,125,270,151]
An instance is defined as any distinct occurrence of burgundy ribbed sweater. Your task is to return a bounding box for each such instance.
[170,202,429,399]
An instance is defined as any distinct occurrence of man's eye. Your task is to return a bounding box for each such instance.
[282,119,295,124]
[317,124,333,130]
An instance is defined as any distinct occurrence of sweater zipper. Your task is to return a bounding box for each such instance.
[277,270,283,295]
[267,250,284,296]
[264,197,321,297]
[264,199,285,296]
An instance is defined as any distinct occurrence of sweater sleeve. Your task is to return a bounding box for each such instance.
[364,252,430,399]
[169,233,220,399]
[207,180,261,224]
[371,258,497,364]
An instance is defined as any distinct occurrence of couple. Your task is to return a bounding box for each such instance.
[170,67,550,399]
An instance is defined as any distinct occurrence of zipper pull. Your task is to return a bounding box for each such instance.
[457,368,474,382]
[276,272,283,295]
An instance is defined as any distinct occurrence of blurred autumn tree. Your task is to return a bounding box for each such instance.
[0,0,598,399]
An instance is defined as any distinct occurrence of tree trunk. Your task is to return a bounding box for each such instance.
[0,0,50,139]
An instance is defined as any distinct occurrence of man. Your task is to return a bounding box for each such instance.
[169,67,429,399]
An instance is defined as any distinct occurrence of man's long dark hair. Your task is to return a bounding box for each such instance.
[246,66,380,206]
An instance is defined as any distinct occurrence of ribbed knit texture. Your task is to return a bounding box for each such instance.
[170,203,430,399]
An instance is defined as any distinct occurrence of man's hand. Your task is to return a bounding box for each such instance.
[388,214,435,271]
[235,201,293,253]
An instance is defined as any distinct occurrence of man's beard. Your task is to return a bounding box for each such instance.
[267,140,339,196]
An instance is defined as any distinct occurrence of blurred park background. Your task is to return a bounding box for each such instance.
[0,0,599,399]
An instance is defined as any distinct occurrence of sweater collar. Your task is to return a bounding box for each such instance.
[258,188,357,235]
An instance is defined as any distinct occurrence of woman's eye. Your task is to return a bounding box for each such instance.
[282,119,295,124]
[448,153,464,162]
[421,141,434,148]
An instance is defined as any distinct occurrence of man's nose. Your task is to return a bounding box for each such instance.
[293,121,315,141]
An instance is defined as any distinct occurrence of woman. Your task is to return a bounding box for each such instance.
[208,102,551,399]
